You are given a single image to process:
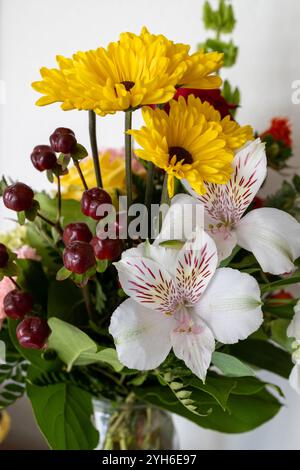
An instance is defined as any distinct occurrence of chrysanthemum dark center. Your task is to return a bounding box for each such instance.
[120,81,135,91]
[169,146,193,165]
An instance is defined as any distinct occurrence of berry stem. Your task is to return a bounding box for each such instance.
[37,212,63,236]
[125,110,133,244]
[88,110,103,188]
[57,175,62,223]
[74,160,88,190]
[144,161,154,238]
[82,285,93,320]
[8,276,22,290]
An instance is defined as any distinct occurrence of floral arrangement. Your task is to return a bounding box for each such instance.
[1,1,300,451]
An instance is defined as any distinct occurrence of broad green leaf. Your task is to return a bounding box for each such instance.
[47,280,83,322]
[48,317,122,372]
[271,319,294,351]
[137,382,282,434]
[219,245,241,267]
[212,352,255,377]
[189,375,236,410]
[71,143,88,160]
[16,259,48,308]
[229,339,293,378]
[27,382,99,450]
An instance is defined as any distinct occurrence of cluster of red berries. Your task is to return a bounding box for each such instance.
[31,127,77,172]
[0,243,50,349]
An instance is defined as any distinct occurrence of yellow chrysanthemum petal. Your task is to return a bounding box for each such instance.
[130,96,235,197]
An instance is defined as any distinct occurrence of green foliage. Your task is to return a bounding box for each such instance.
[71,143,88,161]
[47,317,123,372]
[0,353,28,409]
[262,135,293,171]
[270,319,294,351]
[222,79,240,117]
[27,381,99,450]
[137,372,282,433]
[212,352,255,377]
[203,0,236,34]
[200,38,238,67]
[229,339,293,378]
[265,180,300,218]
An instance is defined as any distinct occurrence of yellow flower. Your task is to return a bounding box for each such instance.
[129,95,234,197]
[60,149,145,202]
[32,27,223,115]
[186,97,254,150]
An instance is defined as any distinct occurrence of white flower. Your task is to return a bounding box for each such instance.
[182,139,300,275]
[287,301,300,394]
[109,229,263,381]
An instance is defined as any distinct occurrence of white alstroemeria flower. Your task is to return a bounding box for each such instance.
[179,138,300,275]
[109,229,263,381]
[287,301,300,394]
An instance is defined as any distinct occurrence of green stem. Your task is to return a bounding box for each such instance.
[9,276,21,290]
[37,212,63,236]
[88,110,102,187]
[82,286,92,319]
[144,162,154,238]
[74,160,88,190]
[159,173,170,232]
[125,110,133,210]
[57,175,62,223]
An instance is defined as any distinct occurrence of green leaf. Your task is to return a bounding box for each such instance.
[71,143,88,161]
[25,200,40,222]
[56,266,72,281]
[212,352,255,377]
[17,211,26,225]
[16,259,48,308]
[27,382,99,449]
[95,282,107,315]
[47,280,84,322]
[271,319,294,351]
[293,174,300,193]
[229,339,293,378]
[189,375,236,411]
[201,38,238,67]
[47,317,122,372]
[137,382,282,434]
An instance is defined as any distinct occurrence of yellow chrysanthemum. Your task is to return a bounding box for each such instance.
[0,411,10,443]
[180,96,254,150]
[60,150,145,202]
[129,95,235,197]
[32,27,223,115]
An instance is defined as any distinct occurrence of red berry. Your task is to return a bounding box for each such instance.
[16,317,51,349]
[3,183,34,212]
[81,188,112,220]
[269,290,294,306]
[91,236,123,261]
[63,223,93,245]
[3,289,33,320]
[31,145,57,171]
[0,243,9,268]
[63,241,96,274]
[50,127,77,154]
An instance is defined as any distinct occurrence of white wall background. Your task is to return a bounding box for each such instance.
[0,0,300,449]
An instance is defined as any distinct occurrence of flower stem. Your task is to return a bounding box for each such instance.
[159,173,170,232]
[74,160,88,190]
[144,162,154,239]
[88,110,102,188]
[82,285,92,319]
[57,175,62,223]
[125,110,133,210]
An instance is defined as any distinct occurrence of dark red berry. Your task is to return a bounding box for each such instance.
[31,145,57,171]
[81,188,112,220]
[63,223,93,245]
[3,289,33,320]
[63,241,96,274]
[16,317,51,349]
[3,183,34,212]
[50,127,77,154]
[91,236,123,261]
[0,243,9,268]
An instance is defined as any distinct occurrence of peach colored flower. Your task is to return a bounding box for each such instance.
[16,245,41,261]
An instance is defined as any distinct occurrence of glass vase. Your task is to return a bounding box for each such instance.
[93,398,178,450]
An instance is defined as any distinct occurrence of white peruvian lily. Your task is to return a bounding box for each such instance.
[176,138,300,275]
[287,301,300,394]
[109,229,263,381]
